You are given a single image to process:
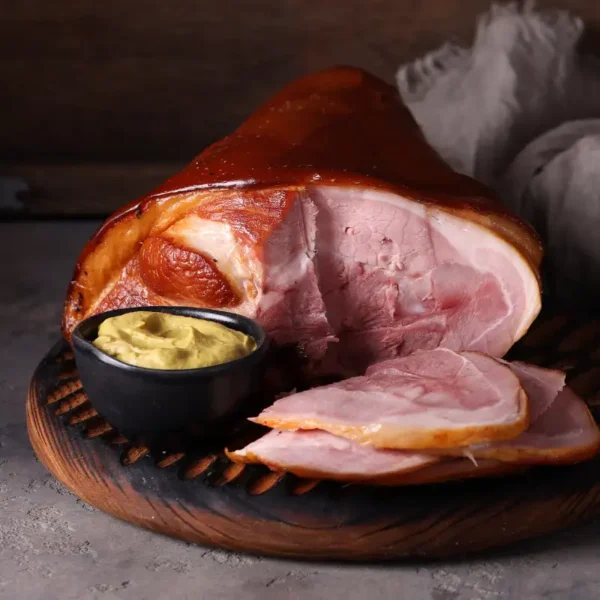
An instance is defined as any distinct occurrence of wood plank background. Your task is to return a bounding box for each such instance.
[1,0,599,216]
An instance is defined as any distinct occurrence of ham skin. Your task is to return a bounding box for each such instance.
[62,67,542,373]
[251,349,529,449]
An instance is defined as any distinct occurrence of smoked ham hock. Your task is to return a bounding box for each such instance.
[62,67,542,374]
[61,66,600,487]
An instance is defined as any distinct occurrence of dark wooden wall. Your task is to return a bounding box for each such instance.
[1,0,599,215]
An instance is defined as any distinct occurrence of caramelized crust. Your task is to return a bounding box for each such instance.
[93,257,157,314]
[195,187,298,245]
[139,236,240,307]
[62,188,299,335]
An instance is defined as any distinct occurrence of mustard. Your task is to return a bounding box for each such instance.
[93,311,256,370]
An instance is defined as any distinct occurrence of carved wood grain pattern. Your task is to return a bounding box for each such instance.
[26,312,600,560]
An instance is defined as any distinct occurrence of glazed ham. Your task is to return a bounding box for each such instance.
[62,67,542,373]
[252,349,529,449]
[61,66,597,485]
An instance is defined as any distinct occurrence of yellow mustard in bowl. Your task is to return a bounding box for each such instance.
[93,311,257,370]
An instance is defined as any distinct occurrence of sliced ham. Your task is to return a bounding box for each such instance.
[227,429,526,486]
[416,361,600,464]
[231,360,598,485]
[226,429,438,484]
[503,362,566,423]
[252,349,529,449]
[62,67,541,374]
[467,386,600,464]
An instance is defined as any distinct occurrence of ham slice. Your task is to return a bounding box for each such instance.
[226,429,523,486]
[227,429,438,484]
[467,387,600,464]
[417,361,600,464]
[62,67,541,374]
[252,349,529,449]
[502,362,566,423]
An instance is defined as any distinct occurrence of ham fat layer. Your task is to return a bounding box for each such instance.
[62,67,541,373]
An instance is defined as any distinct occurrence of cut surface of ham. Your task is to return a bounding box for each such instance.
[227,429,523,486]
[62,67,542,374]
[252,349,529,449]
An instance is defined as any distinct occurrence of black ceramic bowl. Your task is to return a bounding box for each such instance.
[72,306,269,446]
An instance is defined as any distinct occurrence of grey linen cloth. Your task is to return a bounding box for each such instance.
[396,1,600,307]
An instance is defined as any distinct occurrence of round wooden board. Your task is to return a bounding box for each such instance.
[27,313,600,561]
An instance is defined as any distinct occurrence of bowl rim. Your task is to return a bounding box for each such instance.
[72,306,269,378]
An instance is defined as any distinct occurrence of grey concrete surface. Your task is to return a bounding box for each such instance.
[2,221,600,600]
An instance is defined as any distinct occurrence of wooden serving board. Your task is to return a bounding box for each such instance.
[27,313,600,561]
